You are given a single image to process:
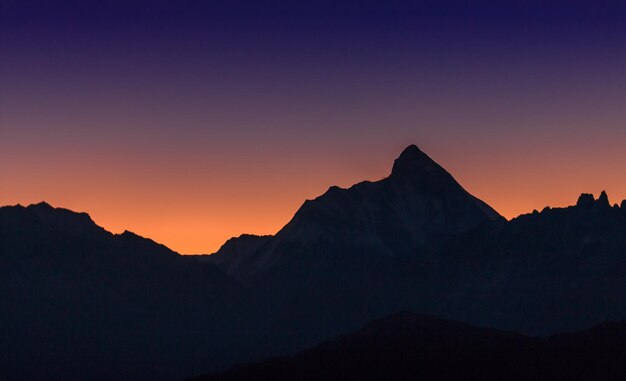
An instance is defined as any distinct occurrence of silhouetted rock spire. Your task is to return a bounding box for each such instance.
[577,193,595,207]
[576,192,611,209]
[598,191,610,207]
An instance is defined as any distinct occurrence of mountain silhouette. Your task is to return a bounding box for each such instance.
[189,311,626,381]
[208,144,502,279]
[199,146,626,360]
[0,203,238,381]
[3,145,626,380]
[435,189,626,334]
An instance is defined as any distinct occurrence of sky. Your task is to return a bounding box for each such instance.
[2,1,626,253]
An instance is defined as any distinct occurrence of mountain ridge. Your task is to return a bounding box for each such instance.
[3,144,626,380]
[208,145,503,279]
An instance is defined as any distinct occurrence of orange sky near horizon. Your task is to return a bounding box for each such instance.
[2,138,625,254]
[3,61,626,255]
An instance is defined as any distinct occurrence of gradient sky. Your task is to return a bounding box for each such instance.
[2,1,626,253]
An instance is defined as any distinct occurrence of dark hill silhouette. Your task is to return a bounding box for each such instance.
[189,312,626,381]
[0,203,240,381]
[433,190,626,334]
[203,234,273,275]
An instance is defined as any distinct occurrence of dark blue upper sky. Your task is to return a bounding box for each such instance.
[4,1,626,53]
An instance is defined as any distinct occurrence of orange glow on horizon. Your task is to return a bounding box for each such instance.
[2,141,626,254]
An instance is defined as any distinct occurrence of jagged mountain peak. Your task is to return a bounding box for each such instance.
[27,201,94,220]
[577,193,595,207]
[0,202,179,258]
[3,201,111,240]
[28,201,54,210]
[390,145,450,181]
[598,190,610,207]
[213,145,502,278]
[576,191,612,208]
[387,145,483,207]
[392,144,428,166]
[395,144,425,161]
[287,143,501,231]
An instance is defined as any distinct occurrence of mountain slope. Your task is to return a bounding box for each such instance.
[190,312,626,381]
[210,145,502,279]
[197,145,509,357]
[436,191,626,334]
[202,146,626,358]
[0,203,239,381]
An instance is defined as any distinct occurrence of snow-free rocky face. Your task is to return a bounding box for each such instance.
[209,145,503,279]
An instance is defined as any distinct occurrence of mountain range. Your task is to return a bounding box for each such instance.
[2,145,626,380]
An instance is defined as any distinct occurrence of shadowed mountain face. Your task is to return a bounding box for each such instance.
[3,145,626,380]
[190,312,626,381]
[434,191,626,334]
[0,203,240,381]
[204,147,626,348]
[209,145,502,279]
[199,146,508,356]
[203,234,273,275]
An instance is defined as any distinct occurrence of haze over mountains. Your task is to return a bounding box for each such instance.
[2,145,626,380]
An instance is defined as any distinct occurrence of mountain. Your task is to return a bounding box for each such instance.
[199,145,508,355]
[189,311,626,381]
[435,190,626,334]
[202,146,626,354]
[203,234,273,275]
[208,145,502,279]
[0,202,239,381]
[4,145,626,380]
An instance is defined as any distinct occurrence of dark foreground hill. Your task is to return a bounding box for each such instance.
[190,311,626,381]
